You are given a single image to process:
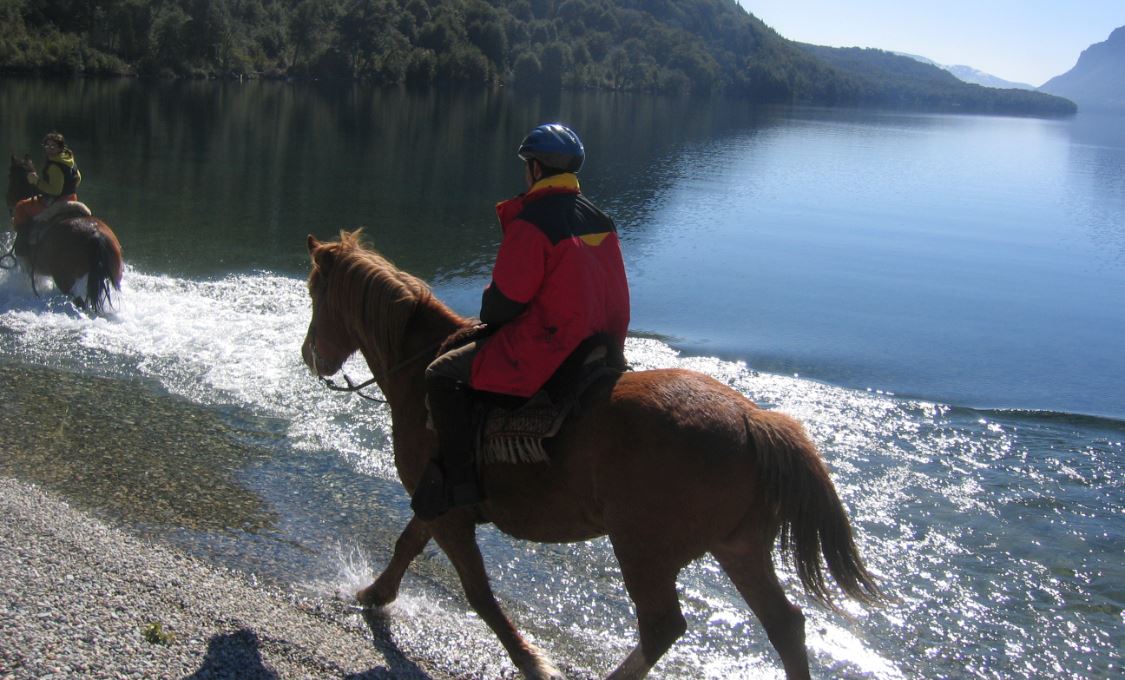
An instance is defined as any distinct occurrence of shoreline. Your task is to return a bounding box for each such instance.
[0,476,447,679]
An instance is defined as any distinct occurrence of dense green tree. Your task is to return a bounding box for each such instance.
[107,0,154,63]
[183,0,234,69]
[539,41,569,90]
[511,49,540,89]
[405,46,437,83]
[288,0,333,71]
[22,0,96,34]
[438,43,491,83]
[148,3,191,74]
[468,18,507,69]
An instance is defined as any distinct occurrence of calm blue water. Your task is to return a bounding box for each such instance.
[620,109,1125,419]
[0,82,1122,678]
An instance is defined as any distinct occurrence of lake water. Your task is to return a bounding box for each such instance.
[1,80,1122,678]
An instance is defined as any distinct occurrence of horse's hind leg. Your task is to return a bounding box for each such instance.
[607,542,688,679]
[712,543,810,680]
[357,516,430,608]
[431,518,563,679]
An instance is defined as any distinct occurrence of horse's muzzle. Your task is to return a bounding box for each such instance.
[301,336,324,376]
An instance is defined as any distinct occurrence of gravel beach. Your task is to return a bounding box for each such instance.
[0,476,448,679]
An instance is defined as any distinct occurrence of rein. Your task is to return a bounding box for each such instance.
[316,338,444,404]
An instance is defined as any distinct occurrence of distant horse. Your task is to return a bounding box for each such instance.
[6,155,123,313]
[302,230,879,680]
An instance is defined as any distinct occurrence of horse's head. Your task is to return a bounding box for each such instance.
[7,154,37,210]
[303,228,460,383]
[302,231,364,377]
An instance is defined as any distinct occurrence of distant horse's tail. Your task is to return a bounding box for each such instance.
[85,224,123,314]
[746,409,880,607]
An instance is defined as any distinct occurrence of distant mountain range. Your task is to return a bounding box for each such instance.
[896,54,1035,90]
[1040,26,1125,113]
[945,65,1035,91]
[899,26,1125,113]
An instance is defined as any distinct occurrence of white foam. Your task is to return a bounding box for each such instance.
[0,266,398,479]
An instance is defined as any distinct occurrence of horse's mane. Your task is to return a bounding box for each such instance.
[312,230,460,368]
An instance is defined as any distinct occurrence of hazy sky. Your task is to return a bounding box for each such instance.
[741,1,1125,86]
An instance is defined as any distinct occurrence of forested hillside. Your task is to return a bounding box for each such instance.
[0,0,1076,114]
[802,45,1076,115]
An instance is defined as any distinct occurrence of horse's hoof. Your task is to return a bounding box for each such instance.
[356,584,396,608]
[519,648,566,680]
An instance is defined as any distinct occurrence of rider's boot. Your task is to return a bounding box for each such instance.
[411,378,483,520]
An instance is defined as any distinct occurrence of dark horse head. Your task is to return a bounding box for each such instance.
[7,153,124,314]
[6,154,37,209]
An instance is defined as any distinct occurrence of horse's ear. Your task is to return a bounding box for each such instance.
[308,234,337,272]
[339,228,364,249]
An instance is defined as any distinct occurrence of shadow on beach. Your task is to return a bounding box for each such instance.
[184,622,434,680]
[346,608,435,679]
[184,630,277,680]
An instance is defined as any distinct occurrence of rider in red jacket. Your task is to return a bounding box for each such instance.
[412,123,630,520]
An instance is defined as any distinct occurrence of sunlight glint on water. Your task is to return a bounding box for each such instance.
[0,265,1119,678]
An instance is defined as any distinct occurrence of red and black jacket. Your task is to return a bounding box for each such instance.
[471,174,630,397]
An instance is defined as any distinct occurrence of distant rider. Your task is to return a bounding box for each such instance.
[410,123,631,520]
[12,132,82,240]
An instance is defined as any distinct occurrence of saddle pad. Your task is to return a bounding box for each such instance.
[34,201,92,224]
[476,365,620,465]
[478,392,569,464]
[27,202,93,247]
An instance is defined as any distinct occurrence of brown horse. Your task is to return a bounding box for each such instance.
[6,155,123,313]
[302,230,879,680]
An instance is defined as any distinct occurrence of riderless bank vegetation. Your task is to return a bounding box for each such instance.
[0,0,1076,115]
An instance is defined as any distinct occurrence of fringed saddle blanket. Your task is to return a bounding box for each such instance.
[475,362,622,465]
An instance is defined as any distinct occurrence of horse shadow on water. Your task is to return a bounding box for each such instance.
[182,623,432,680]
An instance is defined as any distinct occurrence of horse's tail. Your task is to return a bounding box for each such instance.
[746,408,880,608]
[85,224,123,314]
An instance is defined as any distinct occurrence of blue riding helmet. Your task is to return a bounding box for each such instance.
[517,123,585,173]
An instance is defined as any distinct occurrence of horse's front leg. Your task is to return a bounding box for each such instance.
[357,516,431,607]
[431,514,564,680]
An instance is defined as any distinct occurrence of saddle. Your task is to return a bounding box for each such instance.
[472,334,627,465]
[35,199,92,224]
[15,200,93,255]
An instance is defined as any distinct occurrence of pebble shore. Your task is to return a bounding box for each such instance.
[0,476,448,679]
